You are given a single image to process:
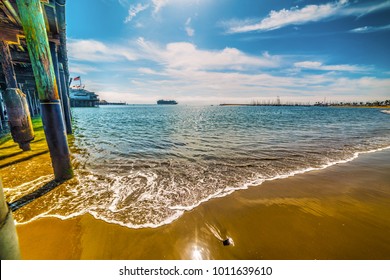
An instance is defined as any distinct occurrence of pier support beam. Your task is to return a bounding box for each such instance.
[3,88,34,150]
[0,41,17,96]
[0,180,21,260]
[0,41,34,151]
[16,0,73,181]
[0,92,3,131]
[26,89,37,117]
[59,63,72,134]
[49,42,72,134]
[55,0,72,118]
[49,42,66,128]
[0,90,6,130]
[19,83,34,117]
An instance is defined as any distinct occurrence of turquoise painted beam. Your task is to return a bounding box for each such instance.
[16,0,73,181]
[15,0,59,102]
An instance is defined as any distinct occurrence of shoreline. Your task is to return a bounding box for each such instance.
[12,148,390,259]
[8,145,390,229]
[1,117,389,259]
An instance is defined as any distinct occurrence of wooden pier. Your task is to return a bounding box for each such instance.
[0,0,74,259]
[0,0,73,178]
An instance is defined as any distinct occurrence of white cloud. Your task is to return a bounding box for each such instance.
[151,0,204,15]
[125,67,390,104]
[227,0,348,33]
[137,38,280,71]
[67,38,389,104]
[225,0,390,34]
[68,39,138,62]
[152,0,170,14]
[350,24,390,33]
[185,17,195,37]
[342,0,390,17]
[118,0,129,7]
[124,3,150,23]
[135,22,145,28]
[294,61,369,72]
[295,61,323,69]
[137,67,164,75]
[69,63,100,75]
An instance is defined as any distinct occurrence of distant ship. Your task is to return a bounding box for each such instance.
[157,99,178,105]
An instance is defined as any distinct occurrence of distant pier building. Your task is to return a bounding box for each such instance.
[70,88,99,107]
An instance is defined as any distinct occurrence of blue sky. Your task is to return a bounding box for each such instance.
[66,0,390,104]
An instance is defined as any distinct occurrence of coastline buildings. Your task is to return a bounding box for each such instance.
[98,100,126,105]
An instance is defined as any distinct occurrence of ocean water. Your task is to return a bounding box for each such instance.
[8,105,390,228]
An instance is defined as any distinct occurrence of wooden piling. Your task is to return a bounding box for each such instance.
[0,179,21,260]
[55,0,71,104]
[29,89,39,116]
[0,90,5,130]
[0,41,34,151]
[16,0,73,181]
[49,41,66,129]
[3,88,34,150]
[0,41,17,89]
[19,83,34,117]
[27,89,36,117]
[56,0,73,125]
[26,89,35,117]
[33,90,40,115]
[0,93,3,131]
[59,63,72,134]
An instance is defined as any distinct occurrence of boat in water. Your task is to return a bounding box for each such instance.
[157,99,178,105]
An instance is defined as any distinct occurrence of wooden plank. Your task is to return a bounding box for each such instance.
[0,1,19,26]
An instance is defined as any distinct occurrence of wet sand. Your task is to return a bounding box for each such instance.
[7,148,390,260]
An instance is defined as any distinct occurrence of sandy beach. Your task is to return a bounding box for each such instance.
[1,145,388,260]
[2,0,390,267]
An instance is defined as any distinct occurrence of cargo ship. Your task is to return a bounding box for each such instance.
[157,99,178,105]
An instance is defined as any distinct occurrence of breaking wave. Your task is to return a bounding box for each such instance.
[6,106,390,228]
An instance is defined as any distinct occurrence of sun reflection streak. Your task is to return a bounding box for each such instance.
[188,230,210,260]
[191,245,203,260]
